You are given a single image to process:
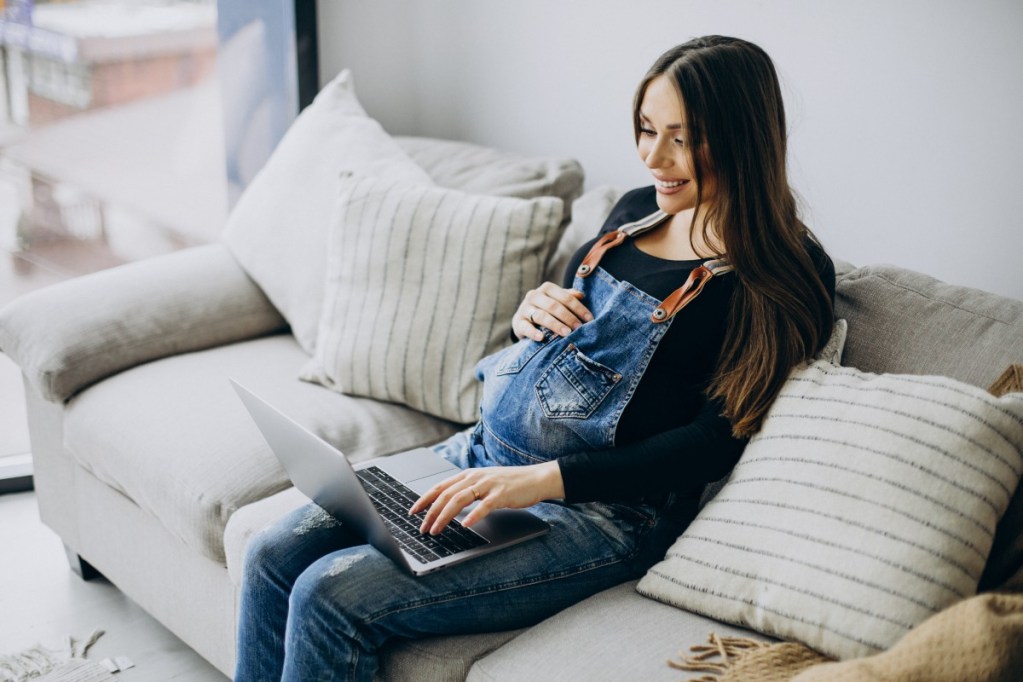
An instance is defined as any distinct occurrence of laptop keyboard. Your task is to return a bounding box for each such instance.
[355,466,489,563]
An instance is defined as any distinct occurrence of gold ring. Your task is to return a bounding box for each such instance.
[471,487,481,501]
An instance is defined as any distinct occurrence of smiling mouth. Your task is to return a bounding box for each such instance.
[655,178,690,192]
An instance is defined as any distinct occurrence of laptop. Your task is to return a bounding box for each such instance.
[230,379,550,576]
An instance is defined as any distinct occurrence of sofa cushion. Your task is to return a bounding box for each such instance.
[63,334,460,563]
[223,70,434,355]
[300,173,565,423]
[636,346,1023,660]
[835,264,1023,388]
[466,580,772,681]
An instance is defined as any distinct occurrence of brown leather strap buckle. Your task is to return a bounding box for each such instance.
[651,265,714,323]
[576,230,627,278]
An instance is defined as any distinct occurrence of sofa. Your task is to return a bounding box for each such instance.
[3,74,1022,681]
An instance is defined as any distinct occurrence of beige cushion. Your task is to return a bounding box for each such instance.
[64,334,458,563]
[396,135,583,208]
[835,264,1023,388]
[300,173,565,423]
[222,70,434,354]
[467,580,772,682]
[637,322,1023,660]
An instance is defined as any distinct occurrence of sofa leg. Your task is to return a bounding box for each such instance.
[64,544,101,581]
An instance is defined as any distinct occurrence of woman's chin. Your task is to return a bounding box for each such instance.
[654,193,695,215]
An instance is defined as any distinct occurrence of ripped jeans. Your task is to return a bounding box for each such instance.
[234,427,695,682]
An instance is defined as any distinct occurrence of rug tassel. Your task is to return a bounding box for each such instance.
[667,632,772,680]
[0,629,106,682]
[72,630,105,659]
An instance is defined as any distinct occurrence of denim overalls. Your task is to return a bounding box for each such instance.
[235,210,735,682]
[442,209,731,473]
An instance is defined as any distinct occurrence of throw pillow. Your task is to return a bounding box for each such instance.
[299,173,565,424]
[636,329,1023,661]
[222,69,434,354]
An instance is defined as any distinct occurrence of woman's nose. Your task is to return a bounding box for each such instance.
[643,139,673,169]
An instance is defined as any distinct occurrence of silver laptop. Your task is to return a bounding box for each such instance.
[230,380,550,576]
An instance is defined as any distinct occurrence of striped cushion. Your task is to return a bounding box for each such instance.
[223,70,434,355]
[637,346,1023,661]
[300,173,565,423]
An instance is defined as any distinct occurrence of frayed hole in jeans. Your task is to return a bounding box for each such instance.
[293,507,340,536]
[324,551,369,577]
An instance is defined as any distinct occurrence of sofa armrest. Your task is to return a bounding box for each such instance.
[0,243,287,403]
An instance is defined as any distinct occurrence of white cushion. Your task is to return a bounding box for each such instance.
[222,69,434,354]
[300,173,565,423]
[637,323,1023,660]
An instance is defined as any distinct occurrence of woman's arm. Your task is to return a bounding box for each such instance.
[410,393,746,533]
[557,396,747,504]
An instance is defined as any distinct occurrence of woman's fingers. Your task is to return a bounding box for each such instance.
[514,283,594,340]
[512,310,546,342]
[542,283,594,326]
[426,486,479,535]
[411,472,472,534]
[412,464,560,534]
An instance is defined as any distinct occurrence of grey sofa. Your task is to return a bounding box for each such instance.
[2,137,1021,681]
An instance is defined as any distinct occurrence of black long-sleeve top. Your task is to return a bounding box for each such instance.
[554,186,836,504]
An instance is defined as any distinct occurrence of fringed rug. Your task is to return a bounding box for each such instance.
[0,630,114,682]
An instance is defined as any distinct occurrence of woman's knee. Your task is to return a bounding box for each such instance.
[289,547,408,633]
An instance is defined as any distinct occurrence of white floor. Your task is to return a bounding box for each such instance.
[0,490,229,681]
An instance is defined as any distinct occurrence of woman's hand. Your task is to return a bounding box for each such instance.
[512,282,594,341]
[409,461,565,534]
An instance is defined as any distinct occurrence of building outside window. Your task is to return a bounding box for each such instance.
[0,0,228,485]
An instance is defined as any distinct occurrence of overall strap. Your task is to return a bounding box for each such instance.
[573,208,733,324]
[651,258,732,324]
[576,210,670,277]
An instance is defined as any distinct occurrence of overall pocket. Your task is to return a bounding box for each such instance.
[534,343,622,419]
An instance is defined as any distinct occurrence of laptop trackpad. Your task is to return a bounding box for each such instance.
[369,447,459,495]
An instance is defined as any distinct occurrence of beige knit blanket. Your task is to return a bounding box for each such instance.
[673,587,1023,682]
[670,365,1023,682]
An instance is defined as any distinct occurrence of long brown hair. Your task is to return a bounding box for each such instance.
[634,36,834,437]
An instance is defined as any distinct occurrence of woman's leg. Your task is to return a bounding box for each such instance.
[235,503,364,682]
[278,498,687,682]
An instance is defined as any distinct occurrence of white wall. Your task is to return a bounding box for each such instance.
[317,0,1023,301]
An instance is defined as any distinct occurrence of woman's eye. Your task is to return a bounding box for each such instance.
[674,137,685,147]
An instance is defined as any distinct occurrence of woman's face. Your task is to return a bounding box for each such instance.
[636,74,712,214]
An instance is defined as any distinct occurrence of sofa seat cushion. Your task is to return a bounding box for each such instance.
[467,580,773,681]
[63,333,460,563]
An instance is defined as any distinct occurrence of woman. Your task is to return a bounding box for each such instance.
[235,35,835,681]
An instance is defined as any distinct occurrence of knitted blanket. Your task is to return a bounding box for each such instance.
[673,587,1023,682]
